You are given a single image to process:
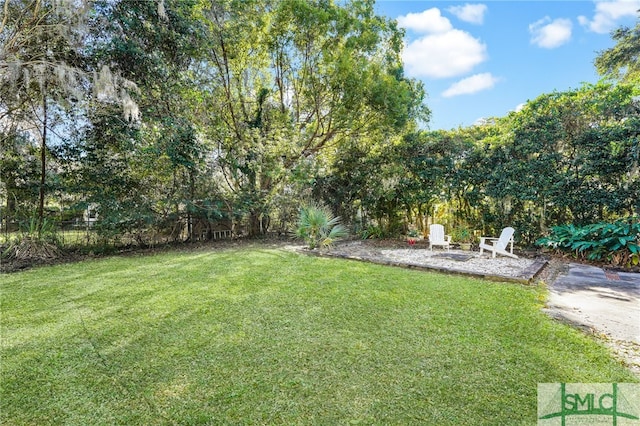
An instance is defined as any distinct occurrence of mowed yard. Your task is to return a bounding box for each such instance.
[1,246,637,425]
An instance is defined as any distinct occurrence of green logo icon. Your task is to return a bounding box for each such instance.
[538,383,640,425]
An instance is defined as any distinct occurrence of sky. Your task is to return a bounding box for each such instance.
[374,0,640,130]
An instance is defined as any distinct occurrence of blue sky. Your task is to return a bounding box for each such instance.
[374,0,640,130]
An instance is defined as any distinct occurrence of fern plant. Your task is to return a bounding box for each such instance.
[296,204,348,250]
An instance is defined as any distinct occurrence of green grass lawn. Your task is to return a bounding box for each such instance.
[1,246,637,425]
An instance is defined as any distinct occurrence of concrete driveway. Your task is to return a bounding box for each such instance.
[546,263,640,344]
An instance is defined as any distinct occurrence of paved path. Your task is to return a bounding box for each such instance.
[547,263,640,344]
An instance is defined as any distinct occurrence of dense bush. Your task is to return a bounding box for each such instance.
[537,218,640,267]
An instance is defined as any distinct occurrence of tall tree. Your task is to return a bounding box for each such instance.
[73,0,211,241]
[0,0,137,235]
[204,0,427,235]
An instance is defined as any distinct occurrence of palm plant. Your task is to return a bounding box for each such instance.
[297,204,348,250]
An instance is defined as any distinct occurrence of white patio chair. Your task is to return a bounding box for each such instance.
[429,224,451,251]
[479,227,518,258]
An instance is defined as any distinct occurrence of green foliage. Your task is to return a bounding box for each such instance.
[595,18,640,83]
[202,0,427,236]
[316,79,639,246]
[0,131,40,223]
[359,224,386,240]
[296,204,348,249]
[0,0,141,237]
[452,227,475,244]
[537,218,640,267]
[18,217,58,240]
[449,82,640,245]
[2,0,637,251]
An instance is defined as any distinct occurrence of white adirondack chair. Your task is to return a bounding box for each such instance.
[479,227,517,258]
[429,224,451,251]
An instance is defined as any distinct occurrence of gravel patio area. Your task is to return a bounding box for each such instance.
[307,240,547,284]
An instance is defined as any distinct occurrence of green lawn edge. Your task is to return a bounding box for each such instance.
[2,247,637,425]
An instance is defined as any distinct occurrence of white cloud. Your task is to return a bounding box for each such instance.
[514,103,526,112]
[578,0,640,34]
[442,73,499,97]
[402,30,488,78]
[447,4,488,25]
[398,8,489,79]
[396,8,452,34]
[529,17,573,48]
[473,117,496,126]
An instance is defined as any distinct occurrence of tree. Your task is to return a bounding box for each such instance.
[394,130,471,233]
[595,14,640,83]
[204,0,427,236]
[462,82,640,244]
[66,0,213,242]
[0,0,138,236]
[2,0,429,246]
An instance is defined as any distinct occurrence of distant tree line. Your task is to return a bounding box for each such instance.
[1,0,638,249]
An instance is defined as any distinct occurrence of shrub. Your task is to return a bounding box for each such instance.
[452,227,475,244]
[360,225,385,240]
[297,204,348,250]
[536,218,640,267]
[2,218,61,261]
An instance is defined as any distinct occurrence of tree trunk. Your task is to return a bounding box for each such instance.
[188,169,196,240]
[247,208,271,237]
[37,84,48,238]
